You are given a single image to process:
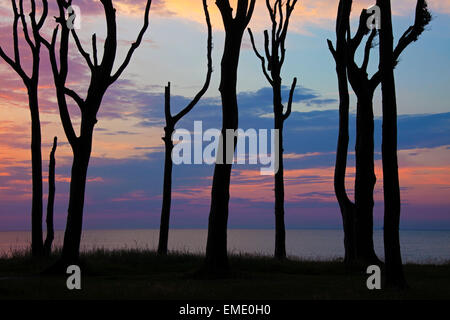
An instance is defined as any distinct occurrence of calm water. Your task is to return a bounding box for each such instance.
[1,229,449,264]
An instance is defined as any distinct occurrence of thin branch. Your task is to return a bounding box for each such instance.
[393,0,431,66]
[164,82,172,124]
[244,0,256,26]
[263,30,271,70]
[109,0,152,84]
[71,28,94,71]
[36,0,48,30]
[349,9,370,55]
[283,77,297,121]
[276,0,284,41]
[370,0,431,89]
[64,87,85,109]
[247,28,273,85]
[327,39,337,61]
[92,34,98,67]
[173,0,213,124]
[12,0,21,66]
[19,0,36,50]
[361,29,377,73]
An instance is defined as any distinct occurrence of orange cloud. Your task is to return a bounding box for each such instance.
[171,145,450,208]
[160,0,450,33]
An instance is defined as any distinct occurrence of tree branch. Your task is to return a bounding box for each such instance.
[71,28,94,71]
[92,34,98,67]
[247,28,273,85]
[283,77,297,121]
[173,0,213,124]
[362,29,377,73]
[109,0,152,84]
[393,0,431,66]
[64,87,85,110]
[19,0,36,50]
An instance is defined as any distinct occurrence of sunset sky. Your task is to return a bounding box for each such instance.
[0,0,449,231]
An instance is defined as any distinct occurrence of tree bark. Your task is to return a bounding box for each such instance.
[44,137,57,256]
[377,0,407,288]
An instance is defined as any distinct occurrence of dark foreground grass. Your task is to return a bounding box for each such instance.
[0,249,449,300]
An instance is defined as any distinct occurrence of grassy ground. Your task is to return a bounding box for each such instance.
[0,249,449,300]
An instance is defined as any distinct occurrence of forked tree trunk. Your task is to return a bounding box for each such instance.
[60,127,94,264]
[44,137,57,256]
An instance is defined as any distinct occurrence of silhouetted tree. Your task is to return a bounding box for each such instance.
[346,10,381,265]
[248,0,298,260]
[376,0,431,288]
[0,0,48,257]
[40,0,152,266]
[44,136,57,256]
[327,0,356,264]
[204,0,256,275]
[158,0,212,256]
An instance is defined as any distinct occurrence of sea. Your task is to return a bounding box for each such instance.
[0,229,449,264]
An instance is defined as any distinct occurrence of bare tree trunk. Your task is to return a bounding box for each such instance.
[377,0,407,288]
[354,95,379,263]
[328,0,357,264]
[204,1,256,275]
[29,87,44,257]
[273,86,286,260]
[205,31,242,273]
[60,127,93,264]
[158,123,174,255]
[334,66,356,264]
[44,137,57,256]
